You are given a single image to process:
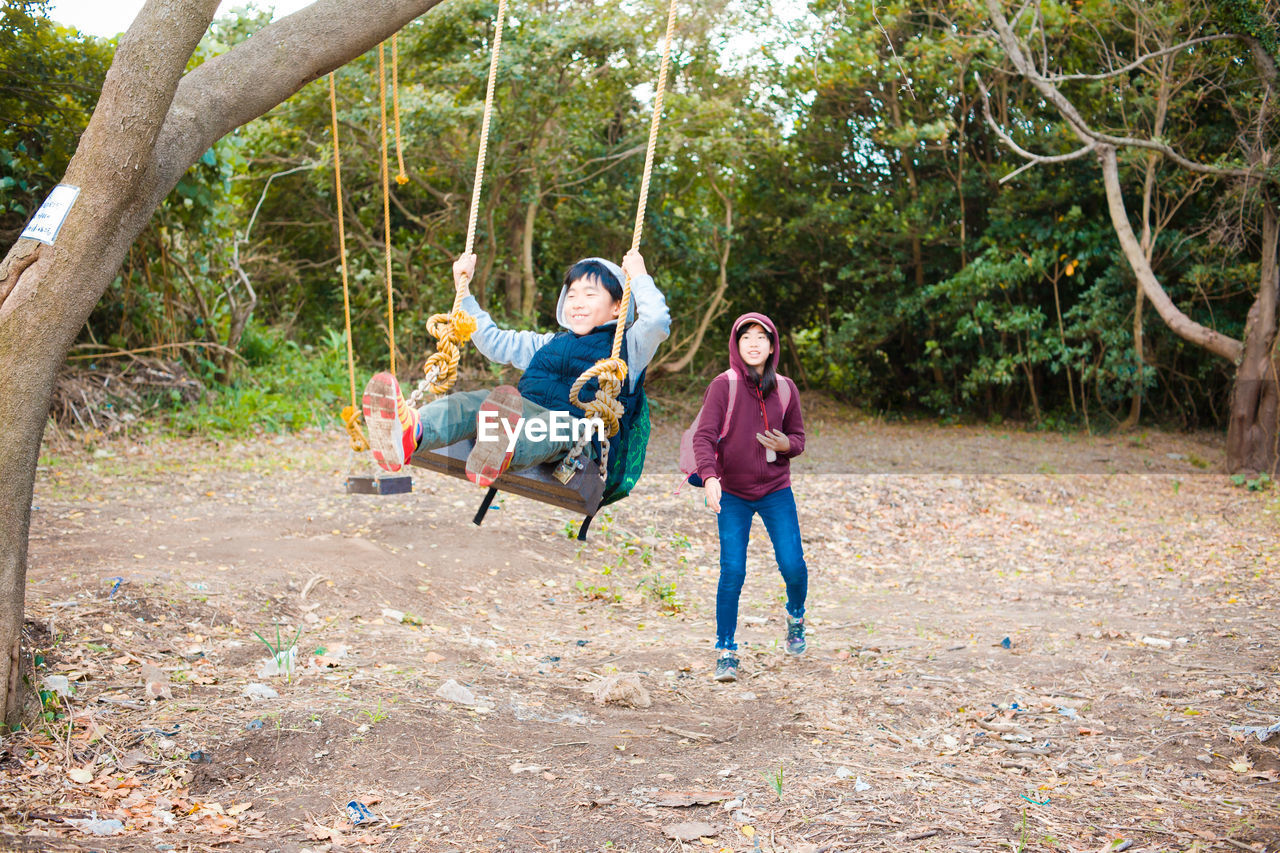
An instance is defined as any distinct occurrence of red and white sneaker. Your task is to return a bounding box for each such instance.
[361,372,420,472]
[466,385,523,488]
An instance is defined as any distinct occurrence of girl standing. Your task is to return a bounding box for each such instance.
[691,313,808,682]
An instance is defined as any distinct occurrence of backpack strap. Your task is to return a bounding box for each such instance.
[718,369,737,439]
[777,375,793,415]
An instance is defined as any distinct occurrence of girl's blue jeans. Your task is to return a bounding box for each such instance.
[715,486,807,651]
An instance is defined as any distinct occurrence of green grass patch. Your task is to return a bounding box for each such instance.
[162,327,354,437]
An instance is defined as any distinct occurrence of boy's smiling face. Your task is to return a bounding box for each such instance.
[563,274,621,335]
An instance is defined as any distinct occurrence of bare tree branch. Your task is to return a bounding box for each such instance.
[1045,33,1237,82]
[984,0,1258,179]
[974,72,1095,183]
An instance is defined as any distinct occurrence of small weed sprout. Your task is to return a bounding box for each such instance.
[359,698,391,725]
[763,764,784,799]
[253,624,303,683]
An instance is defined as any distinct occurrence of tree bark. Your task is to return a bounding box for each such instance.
[1226,206,1280,475]
[1097,145,1243,363]
[0,0,444,727]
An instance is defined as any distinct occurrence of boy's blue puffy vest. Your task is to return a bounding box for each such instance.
[518,323,647,494]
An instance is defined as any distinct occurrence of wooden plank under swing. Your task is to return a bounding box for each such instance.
[409,440,604,540]
[345,474,413,496]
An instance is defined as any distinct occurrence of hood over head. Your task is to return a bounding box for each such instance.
[728,312,781,378]
[554,257,636,331]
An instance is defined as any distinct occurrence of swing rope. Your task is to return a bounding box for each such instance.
[408,0,508,407]
[330,72,370,454]
[392,33,409,186]
[567,0,678,448]
[377,43,398,376]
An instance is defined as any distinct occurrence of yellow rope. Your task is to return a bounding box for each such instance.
[341,404,370,453]
[378,43,397,375]
[415,0,509,397]
[569,0,678,438]
[330,72,370,453]
[463,0,507,266]
[392,34,409,186]
[422,309,478,394]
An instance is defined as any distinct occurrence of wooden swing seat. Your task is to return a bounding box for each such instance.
[409,440,603,540]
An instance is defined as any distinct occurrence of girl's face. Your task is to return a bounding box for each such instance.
[563,274,621,335]
[737,324,773,368]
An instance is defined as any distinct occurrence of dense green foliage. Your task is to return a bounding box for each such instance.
[0,1,111,245]
[5,0,1277,433]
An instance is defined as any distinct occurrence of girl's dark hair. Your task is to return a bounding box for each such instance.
[735,321,777,398]
[563,259,623,303]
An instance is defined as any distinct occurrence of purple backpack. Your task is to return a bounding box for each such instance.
[678,370,792,487]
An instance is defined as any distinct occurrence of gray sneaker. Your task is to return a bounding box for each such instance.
[714,652,739,682]
[786,615,806,655]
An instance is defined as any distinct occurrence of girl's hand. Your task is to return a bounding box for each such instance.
[757,429,790,454]
[621,249,647,281]
[453,252,478,295]
[704,477,722,513]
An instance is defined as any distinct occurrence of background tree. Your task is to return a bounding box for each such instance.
[0,0,447,727]
[978,0,1279,470]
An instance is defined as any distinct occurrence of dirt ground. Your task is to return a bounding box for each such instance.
[2,397,1279,853]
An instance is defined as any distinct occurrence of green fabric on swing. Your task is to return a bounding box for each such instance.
[601,391,650,506]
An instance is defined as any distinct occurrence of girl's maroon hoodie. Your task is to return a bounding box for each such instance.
[692,312,805,501]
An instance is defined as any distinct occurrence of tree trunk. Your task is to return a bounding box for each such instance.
[1226,206,1280,475]
[0,0,444,728]
[520,194,539,320]
[1120,57,1171,431]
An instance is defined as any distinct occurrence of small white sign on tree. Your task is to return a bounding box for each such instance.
[20,184,81,245]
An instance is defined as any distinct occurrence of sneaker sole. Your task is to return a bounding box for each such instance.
[714,670,738,683]
[362,372,406,473]
[466,385,523,488]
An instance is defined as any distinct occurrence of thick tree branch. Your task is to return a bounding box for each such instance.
[135,0,448,233]
[1098,144,1243,363]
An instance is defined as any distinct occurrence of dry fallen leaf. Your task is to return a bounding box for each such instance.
[663,821,719,842]
[140,663,171,701]
[200,813,237,835]
[309,822,346,843]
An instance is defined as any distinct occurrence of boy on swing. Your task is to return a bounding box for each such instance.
[362,249,668,488]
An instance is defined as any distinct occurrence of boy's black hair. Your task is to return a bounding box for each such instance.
[735,321,778,398]
[563,259,623,303]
